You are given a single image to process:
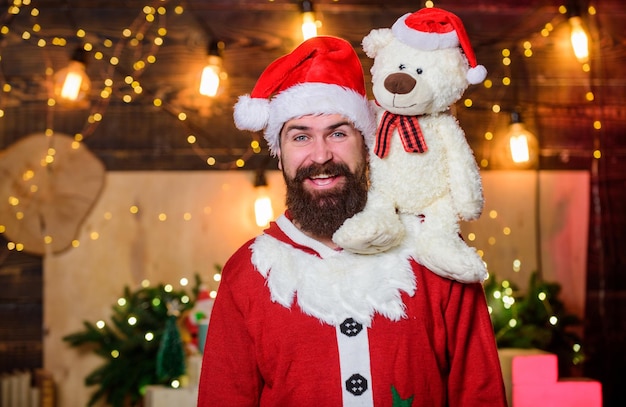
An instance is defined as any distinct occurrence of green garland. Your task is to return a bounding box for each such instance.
[63,276,200,407]
[485,271,585,373]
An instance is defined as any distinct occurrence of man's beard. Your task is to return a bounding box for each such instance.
[284,161,369,240]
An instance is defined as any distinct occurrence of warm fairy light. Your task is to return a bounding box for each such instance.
[145,332,154,341]
[117,298,127,306]
[127,316,137,325]
[96,320,106,329]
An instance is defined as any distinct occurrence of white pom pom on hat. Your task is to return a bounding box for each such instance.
[233,36,375,156]
[391,7,487,85]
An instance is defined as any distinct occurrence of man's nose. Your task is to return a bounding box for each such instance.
[310,137,333,164]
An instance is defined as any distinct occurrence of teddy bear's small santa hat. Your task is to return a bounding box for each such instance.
[391,7,487,85]
[233,36,375,156]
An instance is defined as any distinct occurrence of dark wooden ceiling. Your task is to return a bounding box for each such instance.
[1,0,624,172]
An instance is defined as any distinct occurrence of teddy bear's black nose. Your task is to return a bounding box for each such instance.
[383,72,416,95]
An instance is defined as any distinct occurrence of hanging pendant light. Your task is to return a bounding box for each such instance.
[54,46,91,103]
[567,1,590,63]
[569,16,589,63]
[254,170,274,228]
[300,1,319,41]
[199,40,225,97]
[506,111,539,167]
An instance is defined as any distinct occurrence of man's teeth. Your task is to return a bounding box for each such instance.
[311,174,333,179]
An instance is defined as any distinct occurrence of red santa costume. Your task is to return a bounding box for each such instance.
[197,35,507,406]
[198,214,506,406]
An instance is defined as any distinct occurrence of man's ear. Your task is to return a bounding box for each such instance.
[277,150,283,170]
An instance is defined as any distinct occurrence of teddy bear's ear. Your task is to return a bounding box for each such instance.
[362,28,395,58]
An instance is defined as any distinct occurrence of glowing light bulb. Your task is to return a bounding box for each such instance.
[254,170,274,227]
[506,112,538,167]
[569,16,589,63]
[301,1,318,40]
[509,130,530,163]
[255,194,273,227]
[54,47,91,103]
[199,40,225,97]
[199,55,222,97]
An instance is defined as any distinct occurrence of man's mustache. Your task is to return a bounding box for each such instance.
[293,162,351,183]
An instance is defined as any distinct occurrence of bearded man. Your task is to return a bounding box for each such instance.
[197,36,507,407]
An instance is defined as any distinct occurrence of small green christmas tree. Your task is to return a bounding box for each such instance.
[485,271,585,375]
[63,277,200,407]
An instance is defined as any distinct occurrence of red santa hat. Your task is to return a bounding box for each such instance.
[233,36,375,156]
[391,7,487,85]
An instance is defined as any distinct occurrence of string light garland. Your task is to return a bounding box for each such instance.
[462,3,601,170]
[0,1,261,170]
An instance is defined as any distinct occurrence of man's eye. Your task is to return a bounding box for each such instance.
[293,134,309,142]
[331,131,346,138]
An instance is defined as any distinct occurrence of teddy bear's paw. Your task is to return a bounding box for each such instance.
[333,214,405,254]
[412,242,488,283]
[457,200,484,221]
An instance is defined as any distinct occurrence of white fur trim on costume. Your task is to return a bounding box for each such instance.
[233,94,270,132]
[251,215,416,327]
[467,65,487,84]
[263,82,376,156]
[391,13,459,51]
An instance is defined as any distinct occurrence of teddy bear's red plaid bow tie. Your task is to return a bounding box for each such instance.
[374,111,428,158]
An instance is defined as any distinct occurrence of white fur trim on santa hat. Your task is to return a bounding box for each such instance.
[391,13,459,51]
[262,82,376,156]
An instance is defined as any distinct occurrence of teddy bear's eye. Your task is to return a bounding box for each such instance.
[398,64,406,70]
[416,68,423,75]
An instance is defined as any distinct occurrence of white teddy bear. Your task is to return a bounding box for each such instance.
[333,7,488,283]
